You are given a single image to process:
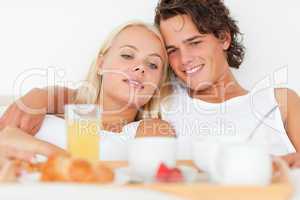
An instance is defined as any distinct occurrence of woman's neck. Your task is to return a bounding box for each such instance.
[189,69,248,103]
[98,93,138,133]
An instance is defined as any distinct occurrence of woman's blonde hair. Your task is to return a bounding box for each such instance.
[74,21,172,120]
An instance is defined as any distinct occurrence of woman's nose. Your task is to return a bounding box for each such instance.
[132,65,145,74]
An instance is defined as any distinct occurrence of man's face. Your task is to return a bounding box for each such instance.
[159,14,231,91]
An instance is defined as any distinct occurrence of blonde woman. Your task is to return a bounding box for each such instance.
[0,21,174,161]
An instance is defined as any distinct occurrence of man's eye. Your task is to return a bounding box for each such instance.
[190,41,202,46]
[167,49,176,55]
[121,54,134,59]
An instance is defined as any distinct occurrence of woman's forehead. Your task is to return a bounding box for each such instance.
[109,26,166,59]
[113,26,162,48]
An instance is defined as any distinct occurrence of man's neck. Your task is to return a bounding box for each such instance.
[189,69,248,103]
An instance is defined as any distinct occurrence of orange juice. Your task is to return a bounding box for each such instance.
[67,119,100,161]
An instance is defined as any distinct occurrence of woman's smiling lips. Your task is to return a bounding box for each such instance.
[123,79,144,89]
[184,64,204,76]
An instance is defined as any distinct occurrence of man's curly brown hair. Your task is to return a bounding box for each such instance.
[155,0,245,69]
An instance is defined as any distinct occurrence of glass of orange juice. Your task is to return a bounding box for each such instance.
[65,104,101,161]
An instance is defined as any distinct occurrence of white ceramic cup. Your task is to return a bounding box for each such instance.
[192,139,220,173]
[128,137,176,181]
[193,139,272,186]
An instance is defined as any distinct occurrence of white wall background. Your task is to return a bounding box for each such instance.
[0,0,298,97]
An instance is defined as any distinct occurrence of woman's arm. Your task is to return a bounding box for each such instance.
[0,86,77,135]
[43,86,77,114]
[0,126,67,161]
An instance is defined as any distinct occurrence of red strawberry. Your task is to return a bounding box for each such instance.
[155,163,184,183]
[156,163,171,182]
[168,168,183,182]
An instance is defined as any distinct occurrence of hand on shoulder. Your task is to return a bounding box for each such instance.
[136,118,175,138]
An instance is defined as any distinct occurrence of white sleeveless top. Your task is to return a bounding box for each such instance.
[36,115,140,161]
[160,81,296,159]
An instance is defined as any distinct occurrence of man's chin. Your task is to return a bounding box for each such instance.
[186,80,213,92]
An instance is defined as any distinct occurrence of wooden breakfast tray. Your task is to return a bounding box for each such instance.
[102,160,293,200]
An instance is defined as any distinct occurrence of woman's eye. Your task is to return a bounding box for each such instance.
[121,54,134,59]
[148,63,158,69]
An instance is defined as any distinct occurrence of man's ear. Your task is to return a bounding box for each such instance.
[219,31,231,50]
[96,55,104,75]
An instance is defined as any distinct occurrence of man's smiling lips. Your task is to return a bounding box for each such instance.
[183,64,204,76]
[123,79,144,89]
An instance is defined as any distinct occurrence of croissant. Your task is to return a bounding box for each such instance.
[41,155,114,184]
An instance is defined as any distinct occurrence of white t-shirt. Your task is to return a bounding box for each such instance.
[35,115,140,161]
[160,80,296,159]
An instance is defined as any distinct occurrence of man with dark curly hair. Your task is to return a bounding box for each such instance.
[155,0,300,167]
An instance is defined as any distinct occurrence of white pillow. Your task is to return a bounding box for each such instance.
[35,115,67,149]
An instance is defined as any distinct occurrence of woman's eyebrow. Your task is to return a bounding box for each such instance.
[120,45,162,62]
[120,45,139,51]
[148,53,163,62]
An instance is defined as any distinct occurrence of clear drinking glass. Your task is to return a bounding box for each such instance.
[65,104,101,161]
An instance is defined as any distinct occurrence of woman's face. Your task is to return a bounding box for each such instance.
[100,26,166,110]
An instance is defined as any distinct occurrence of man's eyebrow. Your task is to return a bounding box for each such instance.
[183,35,204,44]
[166,35,204,50]
[166,45,176,51]
[120,45,139,51]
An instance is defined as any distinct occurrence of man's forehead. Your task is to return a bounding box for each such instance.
[163,15,187,32]
[160,15,203,45]
[160,14,200,34]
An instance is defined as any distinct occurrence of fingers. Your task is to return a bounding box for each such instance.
[9,150,35,162]
[281,153,300,168]
[0,126,68,160]
[32,138,68,157]
[0,104,22,130]
[0,111,9,131]
[1,102,44,134]
[292,160,300,168]
[136,119,176,138]
[0,160,17,182]
[26,116,45,136]
[20,116,36,136]
[281,154,295,166]
[281,154,293,164]
[0,144,35,162]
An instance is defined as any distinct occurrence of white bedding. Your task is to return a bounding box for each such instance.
[35,115,67,149]
[36,115,135,161]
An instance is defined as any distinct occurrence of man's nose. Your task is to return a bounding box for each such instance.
[180,48,193,68]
